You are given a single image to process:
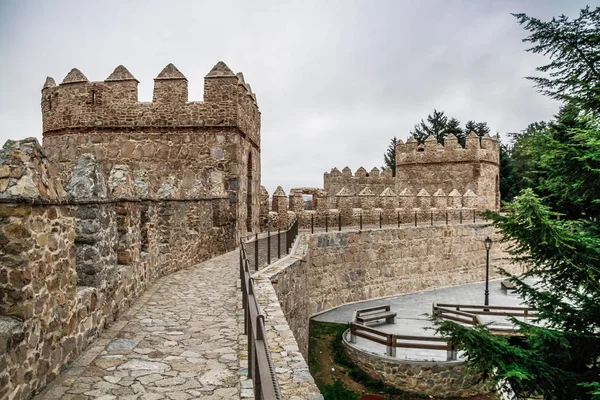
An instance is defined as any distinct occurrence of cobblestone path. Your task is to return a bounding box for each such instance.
[36,250,251,400]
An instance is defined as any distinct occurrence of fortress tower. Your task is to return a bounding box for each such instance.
[41,61,261,237]
[395,133,500,210]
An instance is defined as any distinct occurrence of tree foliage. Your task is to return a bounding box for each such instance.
[382,136,397,176]
[438,189,600,398]
[514,6,600,110]
[499,141,518,202]
[437,6,600,399]
[410,109,451,144]
[408,110,491,145]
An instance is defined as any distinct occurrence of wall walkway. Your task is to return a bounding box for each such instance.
[34,250,249,400]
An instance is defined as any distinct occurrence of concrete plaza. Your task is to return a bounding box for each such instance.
[313,278,530,361]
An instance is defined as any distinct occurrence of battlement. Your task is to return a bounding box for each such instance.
[41,62,260,147]
[396,133,499,166]
[324,166,394,198]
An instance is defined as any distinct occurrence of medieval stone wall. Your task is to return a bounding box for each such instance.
[323,167,394,201]
[266,224,520,358]
[395,133,500,210]
[263,132,500,230]
[0,139,236,400]
[262,184,480,231]
[41,62,261,237]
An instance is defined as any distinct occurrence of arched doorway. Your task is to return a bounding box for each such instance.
[247,152,253,233]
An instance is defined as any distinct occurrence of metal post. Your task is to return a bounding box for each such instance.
[267,230,271,265]
[325,215,328,232]
[485,245,490,310]
[414,211,417,227]
[277,229,281,259]
[338,214,342,231]
[379,211,382,229]
[254,235,258,271]
[311,214,314,234]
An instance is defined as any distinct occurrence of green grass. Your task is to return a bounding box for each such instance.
[308,320,424,400]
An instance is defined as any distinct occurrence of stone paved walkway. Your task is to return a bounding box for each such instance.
[36,250,251,400]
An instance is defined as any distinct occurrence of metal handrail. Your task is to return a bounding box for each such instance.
[238,219,299,400]
[240,245,282,400]
[242,217,299,271]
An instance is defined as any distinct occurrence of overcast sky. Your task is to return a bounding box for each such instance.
[0,0,588,193]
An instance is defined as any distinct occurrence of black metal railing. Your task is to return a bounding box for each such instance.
[238,218,300,399]
[239,243,282,400]
[301,209,480,234]
[243,217,299,271]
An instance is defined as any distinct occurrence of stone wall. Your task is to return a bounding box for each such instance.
[262,132,499,231]
[263,184,480,231]
[343,337,490,397]
[0,139,236,400]
[269,224,519,359]
[395,133,500,210]
[41,61,261,237]
[323,167,394,201]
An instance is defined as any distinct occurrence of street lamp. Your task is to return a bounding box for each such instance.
[484,236,493,310]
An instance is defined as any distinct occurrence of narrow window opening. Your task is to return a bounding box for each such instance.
[91,90,97,105]
[48,97,52,111]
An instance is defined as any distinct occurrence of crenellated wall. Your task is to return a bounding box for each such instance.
[261,184,480,231]
[0,135,236,400]
[396,133,500,211]
[264,132,499,229]
[263,133,499,229]
[323,166,394,201]
[41,62,261,237]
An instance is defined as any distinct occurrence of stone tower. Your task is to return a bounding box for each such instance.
[395,133,500,210]
[41,61,261,237]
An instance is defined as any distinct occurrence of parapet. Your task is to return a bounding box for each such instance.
[41,62,260,147]
[0,138,67,201]
[396,133,499,166]
[324,166,394,181]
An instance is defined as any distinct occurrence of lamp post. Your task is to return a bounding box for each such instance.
[484,236,493,310]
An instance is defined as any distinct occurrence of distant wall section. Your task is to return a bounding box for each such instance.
[396,133,500,211]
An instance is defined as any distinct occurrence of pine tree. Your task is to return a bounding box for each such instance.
[410,109,450,144]
[409,110,469,145]
[499,141,517,203]
[445,118,463,137]
[437,7,600,399]
[382,136,397,177]
[514,6,600,111]
[460,121,491,146]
